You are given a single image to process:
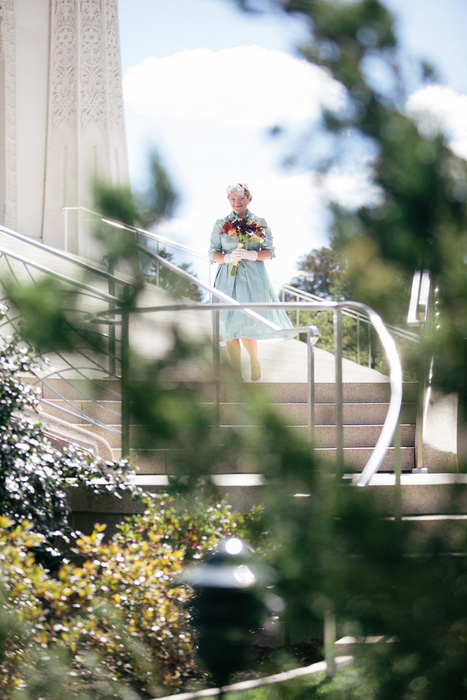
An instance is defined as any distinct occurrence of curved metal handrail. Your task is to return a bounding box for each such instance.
[0,225,130,436]
[0,223,131,287]
[1,218,403,486]
[62,206,418,347]
[96,299,403,489]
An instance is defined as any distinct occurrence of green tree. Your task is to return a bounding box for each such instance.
[146,248,204,302]
[229,1,467,698]
[290,246,340,299]
[4,2,467,696]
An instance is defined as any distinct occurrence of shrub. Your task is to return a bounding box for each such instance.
[0,337,144,566]
[0,494,265,697]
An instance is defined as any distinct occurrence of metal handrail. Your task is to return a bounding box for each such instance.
[63,206,209,262]
[1,220,403,486]
[0,244,123,305]
[0,223,129,286]
[95,300,403,489]
[0,225,130,437]
[280,283,418,344]
[63,207,418,353]
[407,270,434,471]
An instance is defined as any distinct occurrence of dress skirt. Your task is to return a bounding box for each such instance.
[209,210,296,343]
[213,261,295,341]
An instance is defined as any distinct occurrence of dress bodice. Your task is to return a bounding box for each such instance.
[208,210,276,260]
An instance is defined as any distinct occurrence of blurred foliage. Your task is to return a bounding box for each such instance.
[290,246,340,299]
[1,275,109,354]
[273,0,467,409]
[288,246,413,373]
[0,492,263,698]
[226,1,467,698]
[2,1,467,697]
[145,248,204,302]
[259,469,467,700]
[0,337,144,568]
[137,152,179,228]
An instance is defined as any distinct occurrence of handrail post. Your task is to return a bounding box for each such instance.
[106,254,117,377]
[156,242,160,287]
[394,417,402,520]
[357,316,361,365]
[307,328,314,444]
[307,326,318,445]
[334,309,345,478]
[120,288,131,459]
[213,294,221,429]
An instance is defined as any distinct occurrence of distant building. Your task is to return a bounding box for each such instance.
[0,0,129,257]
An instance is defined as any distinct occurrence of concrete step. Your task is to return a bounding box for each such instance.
[318,446,415,471]
[348,473,467,515]
[41,398,416,429]
[110,444,415,474]
[220,402,416,426]
[39,400,121,423]
[81,422,415,450]
[21,376,121,401]
[25,376,418,405]
[225,381,418,404]
[69,474,467,532]
[24,375,418,476]
[217,424,415,448]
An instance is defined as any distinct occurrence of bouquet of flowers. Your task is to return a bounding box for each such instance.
[221,217,267,276]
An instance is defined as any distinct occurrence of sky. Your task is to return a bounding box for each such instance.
[117,0,467,287]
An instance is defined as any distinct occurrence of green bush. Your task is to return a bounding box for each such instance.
[0,338,143,567]
[0,494,265,697]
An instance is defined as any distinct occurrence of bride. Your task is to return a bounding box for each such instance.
[208,182,295,381]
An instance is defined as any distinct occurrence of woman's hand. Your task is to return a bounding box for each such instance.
[224,248,244,263]
[239,249,258,261]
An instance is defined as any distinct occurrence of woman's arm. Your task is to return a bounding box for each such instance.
[213,249,272,263]
[257,250,273,261]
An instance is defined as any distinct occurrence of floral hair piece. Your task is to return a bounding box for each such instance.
[226,183,252,201]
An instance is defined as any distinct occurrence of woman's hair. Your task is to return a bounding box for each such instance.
[226,182,252,201]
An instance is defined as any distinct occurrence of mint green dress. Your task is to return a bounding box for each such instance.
[208,210,296,342]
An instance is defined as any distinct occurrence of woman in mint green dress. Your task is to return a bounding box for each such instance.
[208,183,295,381]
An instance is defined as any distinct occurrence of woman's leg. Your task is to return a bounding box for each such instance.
[226,338,242,373]
[241,337,261,381]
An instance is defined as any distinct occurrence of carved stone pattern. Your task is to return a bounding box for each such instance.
[80,0,106,130]
[2,0,16,227]
[51,0,78,132]
[105,0,125,129]
[50,0,125,134]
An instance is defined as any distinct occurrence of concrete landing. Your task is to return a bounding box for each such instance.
[232,338,389,384]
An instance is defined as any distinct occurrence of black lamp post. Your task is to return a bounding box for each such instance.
[182,537,279,691]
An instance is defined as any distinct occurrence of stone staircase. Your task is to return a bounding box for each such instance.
[19,342,466,547]
[4,226,464,545]
[33,376,418,475]
[26,369,422,530]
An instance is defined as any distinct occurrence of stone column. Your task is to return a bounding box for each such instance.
[0,0,17,230]
[0,0,129,259]
[43,0,129,257]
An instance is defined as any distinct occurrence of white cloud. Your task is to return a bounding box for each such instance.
[152,172,329,287]
[317,164,384,210]
[406,84,467,159]
[123,45,345,130]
